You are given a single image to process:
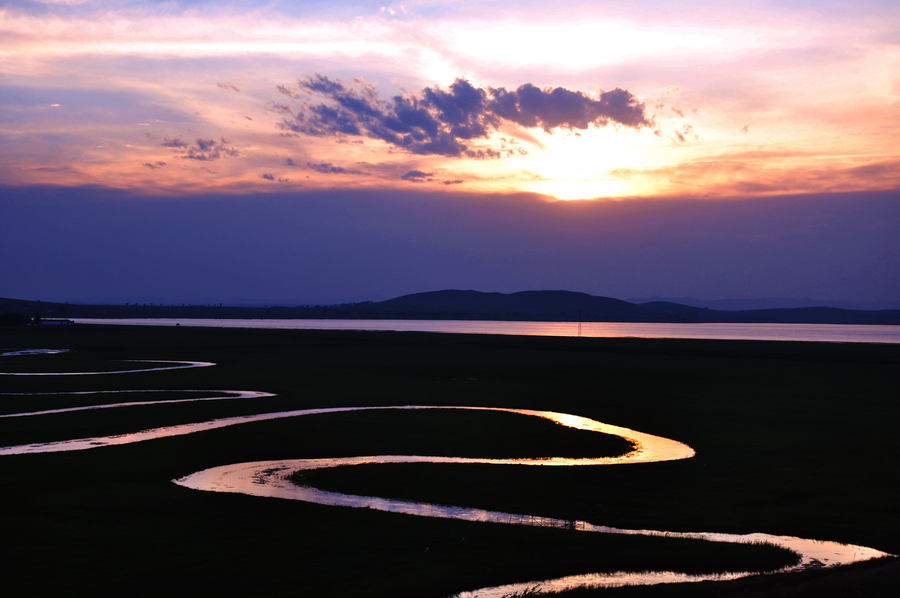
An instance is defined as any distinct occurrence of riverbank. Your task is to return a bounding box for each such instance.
[1,325,897,596]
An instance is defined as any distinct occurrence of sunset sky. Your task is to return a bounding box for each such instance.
[2,1,898,305]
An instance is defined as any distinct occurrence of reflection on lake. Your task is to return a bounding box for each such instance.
[74,318,900,343]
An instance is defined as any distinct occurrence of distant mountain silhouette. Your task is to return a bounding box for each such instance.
[1,290,898,325]
[366,290,659,321]
[626,295,900,311]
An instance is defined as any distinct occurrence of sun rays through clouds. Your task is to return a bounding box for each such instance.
[0,1,898,199]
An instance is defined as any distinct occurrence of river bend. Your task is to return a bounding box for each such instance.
[0,349,892,596]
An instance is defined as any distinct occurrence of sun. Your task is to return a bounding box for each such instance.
[527,178,632,200]
[509,123,657,200]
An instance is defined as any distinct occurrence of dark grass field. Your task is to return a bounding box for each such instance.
[0,324,898,597]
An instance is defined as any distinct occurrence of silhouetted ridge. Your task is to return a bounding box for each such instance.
[639,301,712,315]
[1,292,898,325]
[371,290,656,320]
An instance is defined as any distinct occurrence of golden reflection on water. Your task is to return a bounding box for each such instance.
[2,351,892,597]
[73,318,900,343]
[542,411,589,430]
[173,406,890,597]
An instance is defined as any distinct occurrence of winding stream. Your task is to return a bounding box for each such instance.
[0,389,274,419]
[0,349,70,357]
[1,349,892,596]
[0,356,214,376]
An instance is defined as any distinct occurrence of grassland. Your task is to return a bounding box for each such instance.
[0,324,897,596]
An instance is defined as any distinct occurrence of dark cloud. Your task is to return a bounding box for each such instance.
[401,170,433,182]
[162,137,239,161]
[29,166,79,175]
[488,84,648,130]
[142,161,167,169]
[260,173,289,183]
[465,148,502,160]
[276,84,299,98]
[442,179,464,185]
[217,81,241,93]
[277,75,650,158]
[162,136,187,148]
[302,73,347,95]
[270,103,294,117]
[307,161,365,175]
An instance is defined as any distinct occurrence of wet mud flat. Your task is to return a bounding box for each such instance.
[0,324,898,596]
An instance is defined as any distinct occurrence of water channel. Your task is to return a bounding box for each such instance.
[0,350,892,596]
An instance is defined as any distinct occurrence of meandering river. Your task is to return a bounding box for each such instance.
[0,350,892,596]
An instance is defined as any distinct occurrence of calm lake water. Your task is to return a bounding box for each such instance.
[74,318,900,344]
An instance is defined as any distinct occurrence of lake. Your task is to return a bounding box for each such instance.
[74,318,900,344]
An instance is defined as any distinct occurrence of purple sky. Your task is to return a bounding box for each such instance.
[2,186,897,306]
[1,1,898,305]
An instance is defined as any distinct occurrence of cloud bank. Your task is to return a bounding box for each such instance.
[276,76,650,157]
[306,161,365,175]
[162,137,239,161]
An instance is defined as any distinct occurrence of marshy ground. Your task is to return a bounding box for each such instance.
[0,325,897,596]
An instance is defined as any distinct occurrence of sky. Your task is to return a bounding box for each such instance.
[1,1,899,305]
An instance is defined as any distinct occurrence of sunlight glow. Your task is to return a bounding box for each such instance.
[509,125,659,199]
[1,3,898,199]
[431,19,763,71]
[526,178,632,201]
